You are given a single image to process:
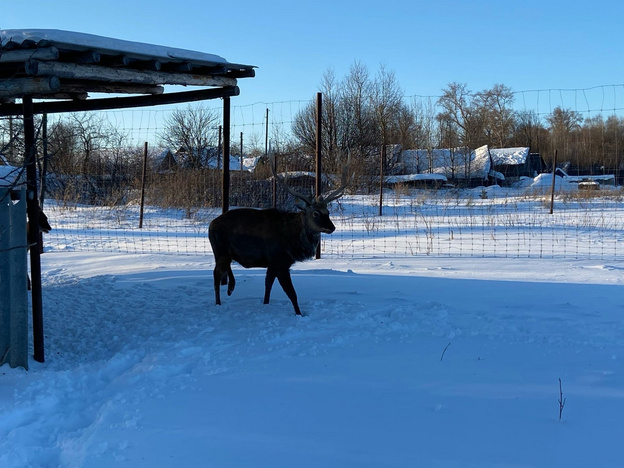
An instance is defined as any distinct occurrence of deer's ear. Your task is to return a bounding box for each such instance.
[295,199,307,210]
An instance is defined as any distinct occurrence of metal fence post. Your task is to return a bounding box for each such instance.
[0,187,29,369]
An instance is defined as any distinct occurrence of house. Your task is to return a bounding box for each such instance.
[173,147,259,172]
[0,154,21,188]
[489,147,544,183]
[400,145,504,187]
[555,168,615,188]
[151,148,178,173]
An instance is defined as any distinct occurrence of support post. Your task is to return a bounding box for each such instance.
[139,142,148,228]
[315,92,323,259]
[240,131,244,172]
[266,109,275,209]
[379,144,386,217]
[550,149,558,215]
[222,97,230,213]
[23,95,45,363]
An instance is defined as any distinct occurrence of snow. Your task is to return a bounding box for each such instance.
[526,173,581,192]
[489,147,530,166]
[384,173,448,184]
[0,163,22,187]
[0,29,230,67]
[2,192,624,467]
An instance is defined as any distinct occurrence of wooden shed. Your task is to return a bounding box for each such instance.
[0,29,255,365]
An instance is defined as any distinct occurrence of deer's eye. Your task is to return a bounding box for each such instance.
[313,211,320,218]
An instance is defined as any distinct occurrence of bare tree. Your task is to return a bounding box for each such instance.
[159,105,220,169]
[370,65,403,147]
[545,106,583,172]
[475,84,516,147]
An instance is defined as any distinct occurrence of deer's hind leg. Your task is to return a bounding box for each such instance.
[227,266,236,296]
[213,258,233,305]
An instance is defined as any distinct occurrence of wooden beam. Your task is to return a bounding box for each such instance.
[0,85,240,115]
[25,60,237,87]
[61,50,101,64]
[228,68,256,79]
[59,80,164,95]
[129,58,161,71]
[32,92,89,101]
[0,47,59,62]
[0,77,61,97]
[166,62,193,73]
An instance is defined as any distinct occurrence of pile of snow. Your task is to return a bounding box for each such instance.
[524,173,579,193]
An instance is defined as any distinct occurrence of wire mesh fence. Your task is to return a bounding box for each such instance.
[43,187,624,261]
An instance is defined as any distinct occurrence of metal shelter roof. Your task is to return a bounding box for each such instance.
[0,29,256,115]
[0,29,254,364]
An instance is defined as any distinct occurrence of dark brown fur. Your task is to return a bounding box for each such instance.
[209,201,336,315]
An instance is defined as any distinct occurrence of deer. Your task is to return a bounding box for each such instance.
[208,155,350,315]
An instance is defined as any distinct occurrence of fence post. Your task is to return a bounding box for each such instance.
[23,95,45,363]
[315,92,322,260]
[0,187,29,369]
[139,142,148,228]
[379,144,386,216]
[222,97,231,213]
[550,149,558,215]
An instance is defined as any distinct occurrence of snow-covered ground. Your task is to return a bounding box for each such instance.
[2,192,624,467]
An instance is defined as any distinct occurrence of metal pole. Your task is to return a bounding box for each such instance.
[272,151,277,209]
[550,149,558,215]
[315,92,322,259]
[39,113,49,254]
[23,95,44,363]
[9,116,14,161]
[217,125,222,169]
[222,97,230,213]
[265,108,269,157]
[240,131,243,172]
[266,109,276,208]
[379,144,385,216]
[139,142,148,228]
[40,113,48,209]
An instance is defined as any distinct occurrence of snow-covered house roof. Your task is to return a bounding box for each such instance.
[402,146,499,181]
[489,147,530,166]
[402,148,472,174]
[0,163,22,187]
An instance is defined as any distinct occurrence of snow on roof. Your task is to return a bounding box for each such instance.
[0,164,22,187]
[402,148,472,174]
[428,145,491,180]
[385,173,448,184]
[0,29,236,67]
[489,147,529,166]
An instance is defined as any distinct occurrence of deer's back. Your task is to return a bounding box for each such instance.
[209,208,308,269]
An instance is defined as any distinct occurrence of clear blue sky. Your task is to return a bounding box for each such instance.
[4,0,624,136]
